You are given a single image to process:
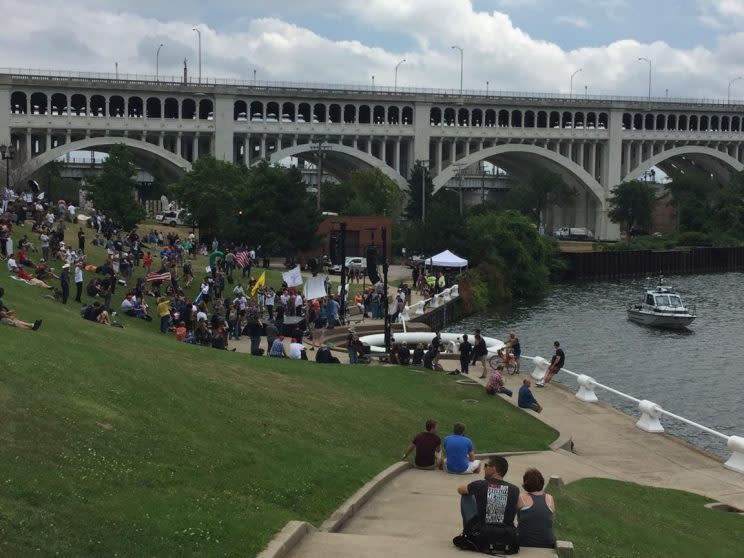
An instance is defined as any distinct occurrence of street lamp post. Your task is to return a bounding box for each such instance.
[419,159,429,222]
[451,45,463,94]
[569,68,583,98]
[372,75,375,88]
[115,61,118,79]
[156,43,164,81]
[638,57,652,103]
[313,140,331,211]
[394,59,406,92]
[192,27,202,84]
[728,76,743,104]
[486,80,489,95]
[0,143,17,192]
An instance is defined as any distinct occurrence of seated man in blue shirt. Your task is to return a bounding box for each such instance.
[443,422,482,474]
[518,378,543,413]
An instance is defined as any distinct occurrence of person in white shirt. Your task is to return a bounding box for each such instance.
[233,284,245,296]
[288,338,304,360]
[6,256,18,271]
[74,263,84,302]
[294,294,303,316]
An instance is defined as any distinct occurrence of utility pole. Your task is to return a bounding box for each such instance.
[192,27,202,84]
[314,140,330,211]
[419,159,429,222]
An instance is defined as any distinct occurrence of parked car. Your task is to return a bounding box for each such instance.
[554,227,594,241]
[329,256,366,275]
[155,208,192,227]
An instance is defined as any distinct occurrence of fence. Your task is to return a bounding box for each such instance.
[526,356,744,474]
[562,247,744,280]
[400,285,460,331]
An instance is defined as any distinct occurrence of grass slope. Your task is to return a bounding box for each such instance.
[552,478,744,557]
[0,258,556,556]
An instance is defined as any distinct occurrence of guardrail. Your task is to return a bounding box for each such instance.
[526,356,744,474]
[2,67,742,107]
[397,285,459,333]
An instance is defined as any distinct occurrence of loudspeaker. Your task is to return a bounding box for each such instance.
[366,245,381,284]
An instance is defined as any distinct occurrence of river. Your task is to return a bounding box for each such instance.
[447,272,744,458]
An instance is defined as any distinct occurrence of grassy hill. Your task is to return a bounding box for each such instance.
[0,229,557,556]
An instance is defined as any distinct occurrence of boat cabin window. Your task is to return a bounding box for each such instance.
[667,295,682,308]
[654,294,682,307]
[646,294,654,305]
[654,295,670,306]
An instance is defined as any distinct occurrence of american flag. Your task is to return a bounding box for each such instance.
[146,271,172,282]
[235,250,251,269]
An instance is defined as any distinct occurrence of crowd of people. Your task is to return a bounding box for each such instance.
[403,419,556,553]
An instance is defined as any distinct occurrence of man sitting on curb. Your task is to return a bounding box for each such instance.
[402,418,442,470]
[443,422,482,474]
[453,455,521,554]
[519,378,543,413]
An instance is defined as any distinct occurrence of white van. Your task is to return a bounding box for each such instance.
[155,208,191,227]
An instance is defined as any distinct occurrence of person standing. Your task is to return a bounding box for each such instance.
[459,334,472,374]
[537,341,565,387]
[77,228,86,254]
[402,419,442,470]
[39,231,49,262]
[157,297,171,334]
[59,263,70,304]
[74,263,84,303]
[471,332,488,378]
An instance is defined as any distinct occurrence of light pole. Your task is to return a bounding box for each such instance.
[313,140,331,211]
[394,59,405,92]
[418,160,429,222]
[638,57,652,102]
[451,45,463,94]
[156,43,164,81]
[115,61,118,79]
[372,75,375,88]
[728,76,743,104]
[192,27,202,84]
[486,80,489,95]
[569,68,583,98]
[0,143,16,192]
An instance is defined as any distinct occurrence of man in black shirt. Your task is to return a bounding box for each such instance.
[537,341,565,387]
[471,333,488,378]
[454,455,522,554]
[459,334,472,374]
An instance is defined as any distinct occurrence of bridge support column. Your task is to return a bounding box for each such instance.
[450,140,456,164]
[176,132,182,157]
[367,137,372,154]
[158,132,164,148]
[193,133,199,161]
[260,134,266,159]
[394,137,401,173]
[243,134,250,166]
[437,139,443,175]
[26,129,32,160]
[0,87,9,146]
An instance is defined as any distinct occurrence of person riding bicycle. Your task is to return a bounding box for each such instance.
[504,332,521,373]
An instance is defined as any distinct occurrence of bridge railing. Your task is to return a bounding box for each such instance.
[2,67,741,107]
[526,356,744,474]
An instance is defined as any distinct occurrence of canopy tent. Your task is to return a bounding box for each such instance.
[425,249,468,268]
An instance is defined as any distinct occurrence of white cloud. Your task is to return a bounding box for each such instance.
[554,15,590,28]
[1,0,743,102]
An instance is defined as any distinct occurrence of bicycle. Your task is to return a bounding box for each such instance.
[488,350,519,375]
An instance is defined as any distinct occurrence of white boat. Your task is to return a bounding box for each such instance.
[626,279,696,329]
[358,332,504,354]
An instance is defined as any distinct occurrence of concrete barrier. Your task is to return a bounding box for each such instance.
[256,520,316,558]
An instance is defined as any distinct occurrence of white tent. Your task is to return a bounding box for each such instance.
[425,249,468,268]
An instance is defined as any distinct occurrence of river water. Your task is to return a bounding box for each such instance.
[447,272,744,458]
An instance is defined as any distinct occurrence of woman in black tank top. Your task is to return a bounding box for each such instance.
[517,468,556,548]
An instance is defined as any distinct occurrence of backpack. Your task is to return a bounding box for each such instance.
[454,514,520,555]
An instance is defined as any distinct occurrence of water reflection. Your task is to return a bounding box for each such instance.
[447,272,744,457]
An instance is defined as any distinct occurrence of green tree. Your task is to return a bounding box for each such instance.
[400,190,466,255]
[665,170,718,233]
[405,161,434,221]
[320,181,353,214]
[38,160,80,203]
[506,169,575,230]
[607,180,657,238]
[86,144,145,230]
[465,209,557,298]
[169,155,246,241]
[137,159,168,201]
[344,169,402,217]
[237,160,321,254]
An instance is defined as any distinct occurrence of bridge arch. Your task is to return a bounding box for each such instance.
[433,143,606,206]
[266,143,408,191]
[17,137,192,184]
[624,145,743,184]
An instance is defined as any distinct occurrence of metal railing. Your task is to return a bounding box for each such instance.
[526,356,744,473]
[2,67,743,107]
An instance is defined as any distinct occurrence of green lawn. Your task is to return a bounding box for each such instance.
[551,478,744,557]
[0,238,557,556]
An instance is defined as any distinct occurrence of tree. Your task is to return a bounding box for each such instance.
[400,190,466,255]
[37,160,80,203]
[87,144,145,230]
[665,170,718,233]
[169,155,247,241]
[506,169,575,231]
[137,159,168,201]
[343,169,402,217]
[237,160,321,254]
[405,161,434,221]
[320,181,353,214]
[608,180,657,238]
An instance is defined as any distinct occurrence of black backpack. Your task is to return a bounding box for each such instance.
[454,515,520,555]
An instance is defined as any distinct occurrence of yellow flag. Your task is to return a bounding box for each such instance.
[251,271,266,297]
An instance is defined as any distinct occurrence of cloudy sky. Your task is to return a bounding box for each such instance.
[3,0,744,100]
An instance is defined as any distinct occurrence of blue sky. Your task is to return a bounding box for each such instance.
[3,0,744,99]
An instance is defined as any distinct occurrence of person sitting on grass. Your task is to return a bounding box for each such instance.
[412,343,425,366]
[486,364,513,397]
[443,422,482,475]
[518,468,556,549]
[518,379,543,413]
[82,301,112,326]
[0,287,42,331]
[402,418,442,470]
[269,335,287,358]
[315,342,340,364]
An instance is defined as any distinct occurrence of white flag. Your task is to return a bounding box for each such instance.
[282,265,303,287]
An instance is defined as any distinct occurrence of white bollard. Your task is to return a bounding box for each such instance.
[724,436,744,474]
[399,305,411,322]
[441,288,452,301]
[636,400,664,433]
[450,284,459,298]
[413,301,425,316]
[575,374,599,403]
[430,294,441,308]
[531,356,550,382]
